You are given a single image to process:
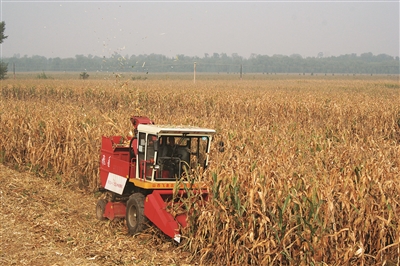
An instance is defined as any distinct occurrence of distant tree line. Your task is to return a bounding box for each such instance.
[3,52,399,75]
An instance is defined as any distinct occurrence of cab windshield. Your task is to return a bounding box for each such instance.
[154,135,210,181]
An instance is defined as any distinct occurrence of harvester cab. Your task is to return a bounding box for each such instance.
[97,116,215,243]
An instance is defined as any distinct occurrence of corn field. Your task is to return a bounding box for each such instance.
[1,74,399,265]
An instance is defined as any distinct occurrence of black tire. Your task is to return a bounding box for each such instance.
[126,193,147,234]
[96,199,107,221]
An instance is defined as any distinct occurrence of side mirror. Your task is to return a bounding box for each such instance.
[218,141,225,152]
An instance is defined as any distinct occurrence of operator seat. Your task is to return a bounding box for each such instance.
[176,147,190,167]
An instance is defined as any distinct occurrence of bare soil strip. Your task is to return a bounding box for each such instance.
[0,164,194,266]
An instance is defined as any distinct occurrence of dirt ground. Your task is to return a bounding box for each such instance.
[0,164,196,266]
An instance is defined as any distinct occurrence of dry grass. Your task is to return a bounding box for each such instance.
[1,75,399,265]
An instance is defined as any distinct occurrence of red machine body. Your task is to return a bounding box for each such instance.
[96,116,215,243]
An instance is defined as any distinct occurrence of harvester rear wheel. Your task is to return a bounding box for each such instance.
[96,199,107,221]
[126,193,147,234]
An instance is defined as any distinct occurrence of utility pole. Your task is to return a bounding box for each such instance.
[194,62,196,84]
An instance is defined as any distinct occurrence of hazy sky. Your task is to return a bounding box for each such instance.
[1,0,399,59]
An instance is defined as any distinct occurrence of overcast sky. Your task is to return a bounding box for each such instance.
[0,0,399,59]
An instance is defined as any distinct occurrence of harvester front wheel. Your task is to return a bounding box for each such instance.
[126,193,147,234]
[96,199,107,221]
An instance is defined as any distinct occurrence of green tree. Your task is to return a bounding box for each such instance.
[0,21,8,79]
[0,21,7,44]
[80,71,89,79]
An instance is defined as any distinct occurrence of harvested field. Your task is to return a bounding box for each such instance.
[1,74,399,265]
[0,164,193,266]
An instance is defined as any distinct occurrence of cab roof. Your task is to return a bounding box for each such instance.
[137,124,216,136]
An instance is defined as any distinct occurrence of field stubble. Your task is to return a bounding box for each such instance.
[1,76,399,265]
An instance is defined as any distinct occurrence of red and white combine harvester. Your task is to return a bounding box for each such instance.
[96,116,216,243]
